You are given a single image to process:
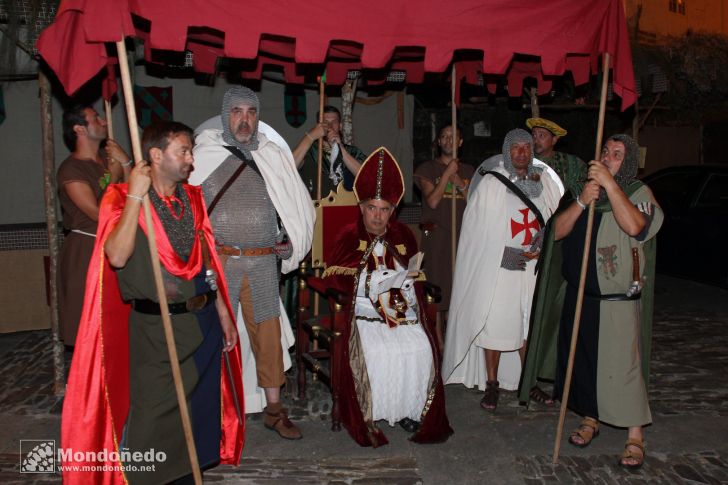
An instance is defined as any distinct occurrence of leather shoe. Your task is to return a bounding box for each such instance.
[398,418,420,433]
[263,405,302,440]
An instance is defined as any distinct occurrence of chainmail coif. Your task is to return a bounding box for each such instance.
[221,86,260,158]
[502,128,543,198]
[606,133,639,189]
[595,133,639,204]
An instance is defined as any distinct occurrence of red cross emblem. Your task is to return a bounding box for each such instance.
[511,208,540,245]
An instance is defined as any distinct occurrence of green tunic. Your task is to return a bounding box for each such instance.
[521,182,662,428]
[117,230,220,485]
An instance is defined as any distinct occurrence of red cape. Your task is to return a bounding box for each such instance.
[61,184,245,484]
[323,218,452,447]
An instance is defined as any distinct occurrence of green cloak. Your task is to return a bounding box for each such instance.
[518,181,657,405]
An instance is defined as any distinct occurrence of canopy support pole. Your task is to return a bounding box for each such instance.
[450,65,458,275]
[316,76,325,200]
[104,100,115,139]
[39,68,65,395]
[552,52,610,465]
[529,87,540,118]
[115,40,202,485]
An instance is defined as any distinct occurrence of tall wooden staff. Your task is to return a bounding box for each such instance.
[115,41,202,485]
[316,73,326,200]
[313,72,327,318]
[552,53,611,464]
[450,64,458,273]
[104,99,115,139]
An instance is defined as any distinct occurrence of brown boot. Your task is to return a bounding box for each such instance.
[263,403,302,440]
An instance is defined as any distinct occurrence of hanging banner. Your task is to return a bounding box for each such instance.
[284,86,306,128]
[133,85,173,129]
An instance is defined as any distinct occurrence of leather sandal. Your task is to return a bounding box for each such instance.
[480,380,500,411]
[568,417,599,448]
[263,407,302,440]
[529,385,554,406]
[619,438,645,469]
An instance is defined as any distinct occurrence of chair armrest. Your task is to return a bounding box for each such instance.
[306,276,350,306]
[304,275,328,295]
[325,287,348,306]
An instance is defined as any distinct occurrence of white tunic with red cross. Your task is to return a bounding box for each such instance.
[474,189,546,352]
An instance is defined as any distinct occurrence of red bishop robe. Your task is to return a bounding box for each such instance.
[322,218,452,447]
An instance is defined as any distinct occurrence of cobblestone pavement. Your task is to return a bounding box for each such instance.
[0,331,67,417]
[1,276,727,484]
[516,451,728,484]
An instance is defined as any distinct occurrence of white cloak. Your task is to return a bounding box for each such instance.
[442,161,563,391]
[190,124,315,413]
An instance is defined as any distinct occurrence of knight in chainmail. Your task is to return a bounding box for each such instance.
[199,86,302,440]
[501,128,544,198]
[442,128,563,412]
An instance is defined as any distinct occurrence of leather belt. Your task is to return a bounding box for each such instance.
[132,290,217,315]
[584,291,641,301]
[217,245,274,258]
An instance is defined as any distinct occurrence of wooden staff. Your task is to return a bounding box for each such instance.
[115,41,202,485]
[450,64,458,273]
[552,52,611,465]
[313,73,327,318]
[104,99,115,140]
[316,74,325,200]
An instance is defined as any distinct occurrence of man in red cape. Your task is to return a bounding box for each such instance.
[61,121,244,484]
[322,147,452,447]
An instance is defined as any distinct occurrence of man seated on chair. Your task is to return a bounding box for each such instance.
[321,147,452,447]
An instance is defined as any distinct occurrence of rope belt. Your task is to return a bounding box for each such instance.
[216,244,274,258]
[70,229,96,238]
[132,290,217,315]
[356,315,419,326]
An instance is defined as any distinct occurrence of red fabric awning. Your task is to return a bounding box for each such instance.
[37,0,636,109]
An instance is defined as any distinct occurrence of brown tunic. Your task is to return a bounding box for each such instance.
[56,156,109,345]
[414,160,474,308]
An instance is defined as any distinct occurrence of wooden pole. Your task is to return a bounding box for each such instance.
[316,76,325,200]
[450,65,458,274]
[552,52,611,464]
[529,87,540,118]
[313,75,326,318]
[104,99,115,140]
[39,69,65,395]
[115,41,202,485]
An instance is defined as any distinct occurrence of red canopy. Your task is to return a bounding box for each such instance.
[38,0,636,109]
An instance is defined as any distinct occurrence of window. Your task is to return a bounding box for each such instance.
[669,0,686,15]
[646,171,703,209]
[696,174,728,209]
